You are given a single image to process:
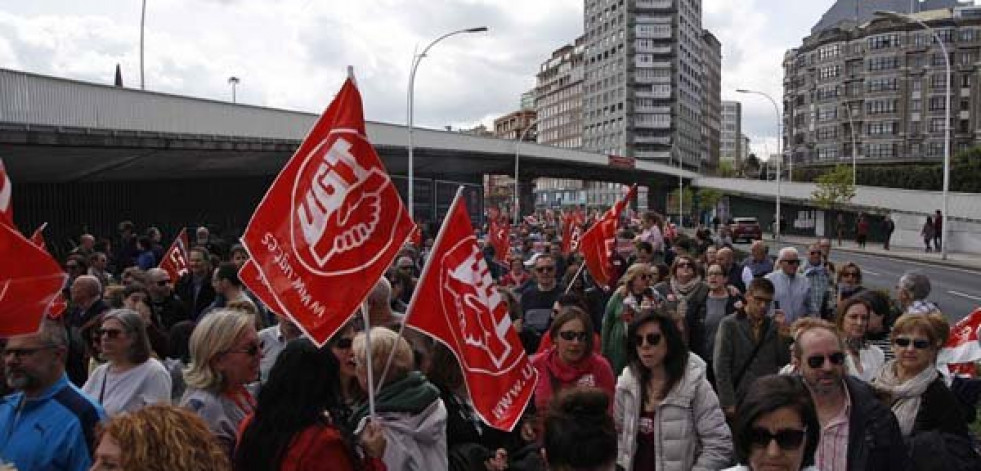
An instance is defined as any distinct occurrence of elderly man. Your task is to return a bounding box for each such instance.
[146,267,189,330]
[716,247,745,293]
[765,247,814,323]
[897,271,939,314]
[740,240,774,287]
[175,246,216,321]
[0,321,106,470]
[66,275,109,385]
[86,251,112,289]
[793,322,909,471]
[520,253,564,333]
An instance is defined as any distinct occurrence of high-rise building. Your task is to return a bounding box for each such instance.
[581,0,705,170]
[784,3,981,168]
[721,101,742,165]
[701,30,722,173]
[741,134,752,162]
[535,36,586,148]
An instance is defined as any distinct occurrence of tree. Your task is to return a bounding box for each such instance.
[696,188,723,211]
[743,154,761,178]
[668,187,694,216]
[811,165,856,212]
[717,160,737,178]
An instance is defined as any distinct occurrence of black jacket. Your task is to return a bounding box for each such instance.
[175,272,216,321]
[844,376,911,471]
[906,377,981,471]
[653,281,710,360]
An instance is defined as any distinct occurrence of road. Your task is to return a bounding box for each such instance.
[734,241,981,323]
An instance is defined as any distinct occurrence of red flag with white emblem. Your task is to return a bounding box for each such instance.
[943,308,981,377]
[239,259,291,320]
[240,78,413,346]
[405,187,537,431]
[158,228,190,283]
[0,158,12,229]
[579,185,636,287]
[0,221,67,335]
[488,219,510,263]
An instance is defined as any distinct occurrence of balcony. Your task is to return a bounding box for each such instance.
[636,0,674,10]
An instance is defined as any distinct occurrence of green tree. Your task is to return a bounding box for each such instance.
[696,188,723,211]
[717,160,737,178]
[668,187,694,215]
[811,165,856,212]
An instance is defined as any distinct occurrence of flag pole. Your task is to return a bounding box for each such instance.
[564,262,587,295]
[375,185,465,393]
[360,303,376,418]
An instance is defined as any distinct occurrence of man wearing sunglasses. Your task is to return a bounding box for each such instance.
[146,268,189,331]
[520,254,565,334]
[794,324,908,471]
[765,247,815,324]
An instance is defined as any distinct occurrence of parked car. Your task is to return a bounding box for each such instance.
[730,217,762,242]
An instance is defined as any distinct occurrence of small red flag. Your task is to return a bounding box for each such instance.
[158,228,190,282]
[405,188,537,431]
[943,308,981,377]
[487,219,511,263]
[0,221,68,336]
[0,158,12,229]
[241,77,413,346]
[29,222,47,249]
[409,224,423,248]
[579,185,636,287]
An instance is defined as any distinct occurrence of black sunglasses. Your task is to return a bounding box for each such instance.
[334,337,354,349]
[783,259,801,265]
[635,333,662,347]
[894,337,931,349]
[558,331,588,342]
[226,344,260,357]
[749,427,807,450]
[806,352,845,368]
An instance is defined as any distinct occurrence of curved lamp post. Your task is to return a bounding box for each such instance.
[737,88,783,240]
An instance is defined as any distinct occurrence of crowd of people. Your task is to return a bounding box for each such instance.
[1,212,980,471]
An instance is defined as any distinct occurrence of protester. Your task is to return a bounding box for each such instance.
[387,268,412,314]
[348,327,446,470]
[835,296,885,382]
[181,309,260,456]
[257,316,303,383]
[209,261,258,315]
[146,267,190,330]
[542,387,618,471]
[741,240,773,286]
[653,255,709,358]
[713,278,791,418]
[857,289,898,361]
[82,309,171,415]
[235,339,386,471]
[90,404,230,471]
[896,271,939,315]
[765,247,813,323]
[637,211,665,263]
[871,313,980,469]
[176,246,217,320]
[602,263,660,375]
[933,210,943,251]
[856,214,869,249]
[165,321,195,401]
[229,244,249,269]
[67,274,110,385]
[520,253,565,334]
[882,214,895,250]
[88,251,113,288]
[533,306,616,415]
[120,266,147,286]
[703,263,742,384]
[835,261,864,308]
[716,247,745,294]
[801,244,832,319]
[723,375,819,471]
[500,256,530,288]
[122,282,170,358]
[792,322,908,471]
[0,320,107,470]
[614,313,731,470]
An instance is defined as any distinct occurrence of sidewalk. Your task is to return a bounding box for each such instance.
[762,233,981,272]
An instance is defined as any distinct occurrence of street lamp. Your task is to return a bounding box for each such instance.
[228,76,240,103]
[514,117,538,225]
[875,10,950,260]
[140,0,147,90]
[406,26,488,221]
[736,88,783,240]
[844,102,858,186]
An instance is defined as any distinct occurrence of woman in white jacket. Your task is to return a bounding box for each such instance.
[614,312,732,471]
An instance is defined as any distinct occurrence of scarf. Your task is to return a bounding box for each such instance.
[349,371,440,427]
[670,275,703,297]
[872,361,937,436]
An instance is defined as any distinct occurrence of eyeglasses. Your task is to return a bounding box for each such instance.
[809,251,822,255]
[225,344,261,357]
[635,333,662,347]
[535,266,556,273]
[894,337,932,350]
[805,352,845,369]
[2,344,58,359]
[749,427,807,451]
[840,271,859,279]
[676,262,694,269]
[748,295,774,306]
[782,259,801,265]
[98,328,125,339]
[707,271,724,276]
[334,338,354,349]
[558,331,588,342]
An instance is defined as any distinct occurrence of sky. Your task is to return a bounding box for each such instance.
[0,0,847,160]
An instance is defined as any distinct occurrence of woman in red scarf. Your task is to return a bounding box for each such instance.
[531,306,616,414]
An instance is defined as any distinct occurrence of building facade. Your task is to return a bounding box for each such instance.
[493,110,537,141]
[535,36,586,149]
[721,100,742,164]
[784,5,981,168]
[702,30,723,173]
[741,134,751,162]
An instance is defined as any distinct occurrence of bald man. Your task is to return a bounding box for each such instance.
[66,275,110,385]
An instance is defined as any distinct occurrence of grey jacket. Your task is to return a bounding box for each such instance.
[355,398,448,471]
[712,313,791,408]
[614,355,733,471]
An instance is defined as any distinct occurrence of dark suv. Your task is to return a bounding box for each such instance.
[730,217,762,242]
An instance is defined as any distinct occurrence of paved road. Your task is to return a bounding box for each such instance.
[735,241,981,323]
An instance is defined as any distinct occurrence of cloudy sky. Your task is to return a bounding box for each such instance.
[1,0,850,159]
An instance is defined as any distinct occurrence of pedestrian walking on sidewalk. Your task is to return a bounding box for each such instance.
[882,214,895,251]
[933,210,943,251]
[856,213,869,249]
[921,216,935,252]
[836,213,846,247]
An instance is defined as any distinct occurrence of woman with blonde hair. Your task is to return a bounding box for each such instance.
[601,263,661,375]
[180,309,260,456]
[89,404,230,471]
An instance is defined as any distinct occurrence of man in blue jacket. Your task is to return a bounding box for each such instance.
[0,320,106,470]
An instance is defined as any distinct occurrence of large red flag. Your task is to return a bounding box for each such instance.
[241,78,413,346]
[579,185,636,287]
[0,221,68,336]
[487,219,510,263]
[239,259,291,320]
[405,188,537,431]
[0,158,12,229]
[158,228,190,282]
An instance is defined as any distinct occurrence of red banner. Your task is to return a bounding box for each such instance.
[0,222,68,336]
[579,185,636,287]
[240,78,413,346]
[158,228,190,282]
[561,209,584,255]
[405,188,537,432]
[944,308,981,377]
[0,158,12,229]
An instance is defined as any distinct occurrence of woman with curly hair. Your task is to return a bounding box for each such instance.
[89,404,230,471]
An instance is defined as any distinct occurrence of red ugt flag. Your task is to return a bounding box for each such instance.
[944,308,981,377]
[579,184,636,287]
[488,219,510,263]
[158,228,190,282]
[0,158,12,229]
[561,209,584,255]
[239,259,292,320]
[406,188,537,432]
[0,221,68,336]
[241,78,413,346]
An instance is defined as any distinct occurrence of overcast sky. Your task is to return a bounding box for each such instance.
[0,0,848,159]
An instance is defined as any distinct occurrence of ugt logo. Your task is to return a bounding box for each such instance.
[290,130,404,276]
[440,238,521,374]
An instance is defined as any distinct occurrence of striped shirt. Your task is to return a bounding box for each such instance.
[815,386,851,471]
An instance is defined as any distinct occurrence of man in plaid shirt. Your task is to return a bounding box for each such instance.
[802,243,832,319]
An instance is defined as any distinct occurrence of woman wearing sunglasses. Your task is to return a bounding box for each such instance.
[871,313,980,469]
[327,321,363,415]
[724,375,819,471]
[533,306,616,415]
[653,256,709,358]
[615,313,731,471]
[834,262,864,309]
[834,296,884,382]
[82,309,172,416]
[181,309,261,457]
